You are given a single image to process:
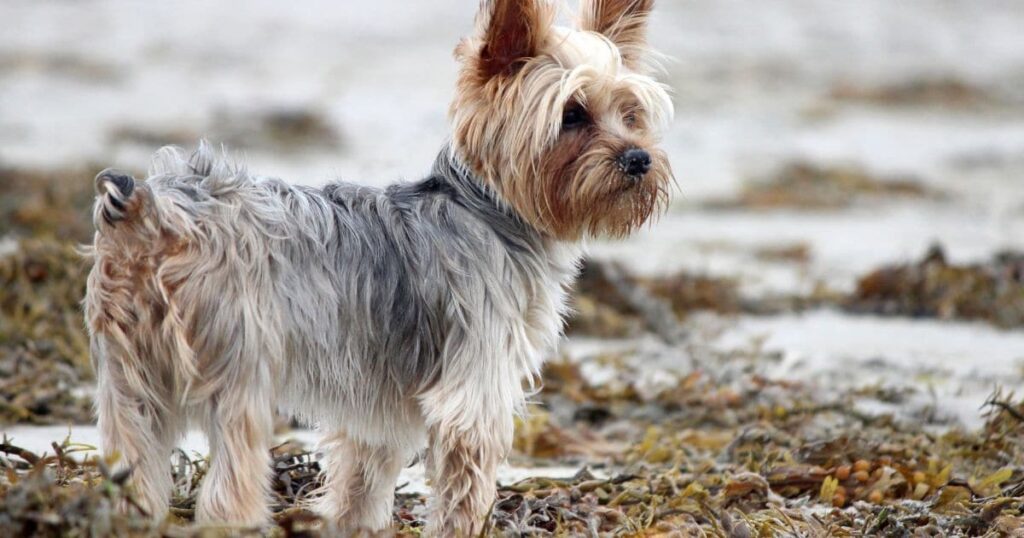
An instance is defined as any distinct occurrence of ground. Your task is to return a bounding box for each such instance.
[2,1,1024,536]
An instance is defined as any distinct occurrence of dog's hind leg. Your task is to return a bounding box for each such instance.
[421,419,507,537]
[93,335,184,520]
[87,183,187,521]
[314,431,410,533]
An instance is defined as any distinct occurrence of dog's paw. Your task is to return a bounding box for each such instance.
[94,169,137,225]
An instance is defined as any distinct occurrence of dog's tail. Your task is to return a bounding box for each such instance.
[93,141,224,236]
[87,153,202,401]
[93,169,146,229]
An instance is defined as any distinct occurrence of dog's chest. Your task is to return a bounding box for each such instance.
[515,242,581,374]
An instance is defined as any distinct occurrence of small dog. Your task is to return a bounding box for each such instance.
[84,0,673,534]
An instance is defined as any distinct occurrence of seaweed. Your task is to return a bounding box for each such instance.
[7,374,1022,536]
[705,162,944,211]
[109,106,344,154]
[573,246,1024,338]
[830,77,1002,109]
[0,240,92,425]
[569,259,738,339]
[0,166,97,243]
[849,244,1024,328]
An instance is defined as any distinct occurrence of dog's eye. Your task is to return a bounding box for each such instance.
[624,111,639,128]
[561,104,589,130]
[623,107,643,129]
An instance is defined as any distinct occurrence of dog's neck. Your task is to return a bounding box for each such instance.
[428,147,581,373]
[427,145,584,276]
[430,147,545,252]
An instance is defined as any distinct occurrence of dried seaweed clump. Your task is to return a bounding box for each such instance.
[3,387,1024,536]
[707,162,942,211]
[110,106,343,155]
[0,166,96,243]
[849,245,1024,328]
[516,347,1024,536]
[0,439,161,537]
[0,240,92,424]
[482,390,1024,537]
[569,259,738,338]
[0,440,327,537]
[0,164,97,424]
[831,77,999,109]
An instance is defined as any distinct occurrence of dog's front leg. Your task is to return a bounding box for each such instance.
[424,421,508,537]
[420,371,515,537]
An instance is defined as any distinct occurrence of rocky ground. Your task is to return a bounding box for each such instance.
[3,0,1024,536]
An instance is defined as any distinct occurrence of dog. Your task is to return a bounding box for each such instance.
[84,0,673,534]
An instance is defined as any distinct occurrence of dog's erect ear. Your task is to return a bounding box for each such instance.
[475,0,547,78]
[579,0,654,67]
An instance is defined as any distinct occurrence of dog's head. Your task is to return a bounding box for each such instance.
[451,0,674,240]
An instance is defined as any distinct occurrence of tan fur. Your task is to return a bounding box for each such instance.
[424,422,507,537]
[452,0,673,240]
[579,0,656,69]
[315,431,414,534]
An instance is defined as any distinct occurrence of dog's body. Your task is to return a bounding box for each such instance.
[88,147,576,530]
[86,0,672,534]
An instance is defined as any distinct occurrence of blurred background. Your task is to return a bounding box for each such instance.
[2,1,1024,534]
[4,0,1024,275]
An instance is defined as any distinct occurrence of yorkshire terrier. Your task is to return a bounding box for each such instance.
[84,0,673,534]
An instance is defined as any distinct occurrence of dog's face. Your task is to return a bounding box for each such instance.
[452,0,674,240]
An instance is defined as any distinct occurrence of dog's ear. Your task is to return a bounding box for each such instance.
[473,0,548,78]
[579,0,654,68]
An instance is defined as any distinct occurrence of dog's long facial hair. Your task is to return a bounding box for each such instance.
[83,1,673,536]
[453,0,674,241]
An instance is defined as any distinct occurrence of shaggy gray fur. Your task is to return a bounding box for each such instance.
[86,142,581,527]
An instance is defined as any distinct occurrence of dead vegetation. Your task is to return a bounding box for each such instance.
[706,162,944,211]
[0,240,92,425]
[830,77,1001,109]
[0,166,98,243]
[849,245,1024,328]
[571,245,1024,338]
[0,52,123,84]
[569,259,739,340]
[109,106,343,154]
[753,243,812,265]
[3,366,1023,536]
[0,167,96,425]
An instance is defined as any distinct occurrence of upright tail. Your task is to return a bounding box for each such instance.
[93,142,227,237]
[87,165,199,402]
[92,166,167,247]
[94,169,138,226]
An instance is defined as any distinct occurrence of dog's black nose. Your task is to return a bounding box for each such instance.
[618,149,652,177]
